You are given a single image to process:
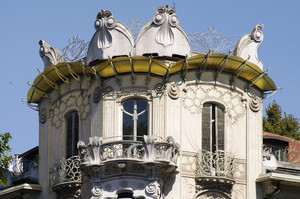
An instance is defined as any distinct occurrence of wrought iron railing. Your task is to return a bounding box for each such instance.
[77,135,180,166]
[263,145,300,164]
[49,155,81,187]
[196,150,235,179]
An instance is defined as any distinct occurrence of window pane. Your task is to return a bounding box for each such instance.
[202,103,224,152]
[202,104,211,151]
[217,106,224,151]
[66,111,79,158]
[122,99,148,141]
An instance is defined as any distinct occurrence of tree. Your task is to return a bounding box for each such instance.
[263,101,300,140]
[0,132,13,186]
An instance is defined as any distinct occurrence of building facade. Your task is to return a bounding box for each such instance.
[2,5,298,199]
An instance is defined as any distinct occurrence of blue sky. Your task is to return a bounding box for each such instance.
[1,0,300,155]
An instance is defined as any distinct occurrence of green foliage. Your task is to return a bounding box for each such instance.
[263,101,300,140]
[0,132,13,186]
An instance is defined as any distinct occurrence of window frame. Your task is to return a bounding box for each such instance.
[119,97,151,141]
[65,110,79,158]
[201,102,226,153]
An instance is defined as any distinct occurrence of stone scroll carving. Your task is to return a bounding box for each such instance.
[39,40,66,69]
[86,10,134,64]
[234,24,264,69]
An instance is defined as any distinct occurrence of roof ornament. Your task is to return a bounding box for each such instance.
[153,5,178,47]
[234,24,264,69]
[136,5,191,57]
[86,9,134,65]
[39,40,66,69]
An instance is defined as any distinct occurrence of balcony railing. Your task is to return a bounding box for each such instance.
[77,135,180,166]
[196,150,235,179]
[263,145,300,164]
[49,155,81,187]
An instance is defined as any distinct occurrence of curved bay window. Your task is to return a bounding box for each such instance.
[202,103,225,152]
[121,99,148,141]
[66,111,79,158]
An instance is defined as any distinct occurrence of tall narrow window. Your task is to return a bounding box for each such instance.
[66,111,79,158]
[121,99,148,141]
[202,103,224,152]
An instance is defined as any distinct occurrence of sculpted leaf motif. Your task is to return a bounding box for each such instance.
[156,21,174,47]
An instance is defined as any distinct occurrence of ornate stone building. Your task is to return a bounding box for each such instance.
[2,5,299,199]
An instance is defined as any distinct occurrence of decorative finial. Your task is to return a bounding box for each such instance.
[39,40,66,69]
[233,24,264,69]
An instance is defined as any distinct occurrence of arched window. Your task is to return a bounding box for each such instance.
[202,103,224,152]
[66,111,79,158]
[121,99,148,141]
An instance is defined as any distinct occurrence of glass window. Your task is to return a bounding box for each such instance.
[66,111,79,158]
[202,103,224,152]
[121,99,148,141]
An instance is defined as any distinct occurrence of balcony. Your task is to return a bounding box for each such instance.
[77,135,180,179]
[263,145,300,173]
[195,150,235,193]
[49,155,81,191]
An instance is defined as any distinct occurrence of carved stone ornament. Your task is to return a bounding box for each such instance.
[145,181,161,199]
[136,5,191,57]
[91,182,102,199]
[249,96,261,112]
[233,24,264,69]
[51,94,90,129]
[39,108,47,124]
[153,6,178,47]
[93,87,103,103]
[182,87,245,123]
[168,84,180,100]
[86,10,134,64]
[39,40,66,69]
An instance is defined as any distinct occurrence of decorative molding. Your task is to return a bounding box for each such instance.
[39,40,66,69]
[145,181,161,199]
[233,24,264,69]
[93,87,102,103]
[39,108,47,124]
[249,97,261,112]
[182,87,245,123]
[167,84,180,100]
[51,94,90,129]
[232,184,246,199]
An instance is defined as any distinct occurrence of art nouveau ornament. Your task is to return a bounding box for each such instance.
[249,96,261,112]
[86,10,134,64]
[153,6,178,47]
[136,5,191,57]
[39,40,66,68]
[182,87,245,123]
[234,24,264,69]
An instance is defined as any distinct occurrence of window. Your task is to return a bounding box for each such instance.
[121,99,148,141]
[202,103,224,152]
[66,111,79,158]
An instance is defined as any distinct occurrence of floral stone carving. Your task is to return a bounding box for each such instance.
[145,181,161,199]
[51,94,90,129]
[182,87,245,123]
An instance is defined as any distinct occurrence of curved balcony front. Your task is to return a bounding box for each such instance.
[77,135,180,180]
[49,155,81,191]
